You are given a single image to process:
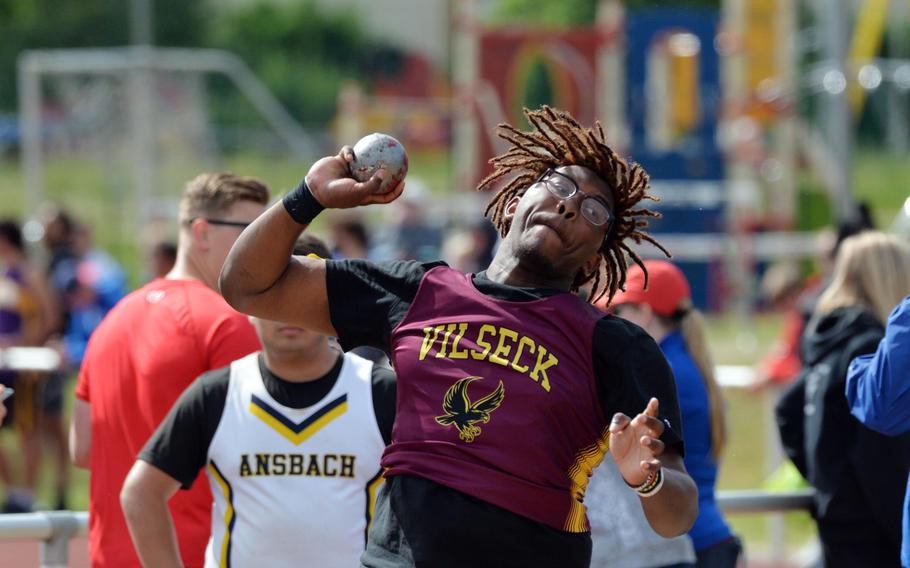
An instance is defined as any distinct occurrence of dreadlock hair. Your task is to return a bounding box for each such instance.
[478,105,669,306]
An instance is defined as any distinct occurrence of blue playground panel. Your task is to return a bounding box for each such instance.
[625,9,725,311]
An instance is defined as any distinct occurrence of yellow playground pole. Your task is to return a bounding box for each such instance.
[848,0,890,115]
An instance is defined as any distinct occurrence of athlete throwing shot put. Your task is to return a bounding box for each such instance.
[221,107,698,567]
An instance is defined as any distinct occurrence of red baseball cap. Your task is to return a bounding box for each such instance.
[605,260,691,317]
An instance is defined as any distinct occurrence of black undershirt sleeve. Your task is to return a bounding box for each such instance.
[139,367,230,489]
[324,259,446,353]
[370,365,397,445]
[592,316,686,457]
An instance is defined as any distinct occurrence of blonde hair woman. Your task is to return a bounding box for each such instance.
[777,231,910,568]
[815,231,910,322]
[592,260,738,568]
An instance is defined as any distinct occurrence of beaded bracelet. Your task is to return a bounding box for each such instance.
[626,469,655,491]
[636,468,664,498]
[626,468,664,495]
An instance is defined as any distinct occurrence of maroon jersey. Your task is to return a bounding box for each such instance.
[384,266,608,532]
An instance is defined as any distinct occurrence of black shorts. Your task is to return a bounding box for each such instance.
[0,371,39,431]
[0,369,68,429]
[37,371,67,415]
[362,475,592,568]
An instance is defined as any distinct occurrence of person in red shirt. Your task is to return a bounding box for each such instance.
[70,172,269,568]
[751,261,807,391]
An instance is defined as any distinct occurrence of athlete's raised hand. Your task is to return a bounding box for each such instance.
[305,147,405,210]
[609,397,666,487]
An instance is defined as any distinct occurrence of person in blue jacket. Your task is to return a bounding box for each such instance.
[607,260,740,568]
[847,293,910,567]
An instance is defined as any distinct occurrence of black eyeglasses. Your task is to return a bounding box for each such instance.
[187,218,251,229]
[535,169,614,228]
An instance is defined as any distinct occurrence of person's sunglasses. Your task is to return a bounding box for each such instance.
[188,218,251,229]
[535,169,614,228]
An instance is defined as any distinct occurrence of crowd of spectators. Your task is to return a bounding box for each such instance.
[0,208,127,512]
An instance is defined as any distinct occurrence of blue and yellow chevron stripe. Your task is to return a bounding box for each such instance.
[250,393,348,445]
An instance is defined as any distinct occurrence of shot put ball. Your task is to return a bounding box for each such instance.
[350,133,409,193]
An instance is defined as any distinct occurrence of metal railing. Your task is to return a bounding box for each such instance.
[0,511,87,568]
[0,347,62,372]
[0,490,815,568]
[718,488,815,513]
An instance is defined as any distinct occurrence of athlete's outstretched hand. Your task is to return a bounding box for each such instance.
[305,146,405,210]
[609,398,666,487]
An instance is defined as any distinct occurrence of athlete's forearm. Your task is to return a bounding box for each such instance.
[219,176,340,334]
[220,200,308,313]
[220,197,337,333]
[121,462,184,568]
[221,151,403,330]
[639,457,698,537]
[122,496,183,567]
[220,172,316,309]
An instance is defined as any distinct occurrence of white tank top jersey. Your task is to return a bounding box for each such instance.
[204,352,386,568]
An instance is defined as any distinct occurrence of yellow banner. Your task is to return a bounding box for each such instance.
[745,0,778,92]
[744,0,779,122]
[848,0,890,114]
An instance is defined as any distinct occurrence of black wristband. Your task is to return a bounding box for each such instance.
[282,178,325,225]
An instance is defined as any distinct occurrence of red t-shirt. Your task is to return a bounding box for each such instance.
[75,278,261,568]
[759,309,804,384]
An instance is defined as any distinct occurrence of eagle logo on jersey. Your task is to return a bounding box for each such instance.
[435,376,505,443]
